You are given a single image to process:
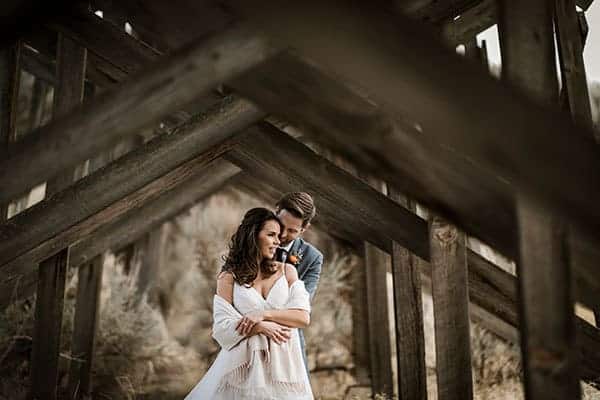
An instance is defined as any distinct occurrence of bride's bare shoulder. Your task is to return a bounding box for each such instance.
[284,263,298,285]
[216,270,235,302]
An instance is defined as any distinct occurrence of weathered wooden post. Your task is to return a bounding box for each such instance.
[360,177,394,398]
[29,248,70,400]
[67,255,104,400]
[30,31,86,400]
[498,0,580,398]
[363,240,394,397]
[388,187,427,400]
[0,40,20,221]
[429,216,473,400]
[554,0,594,133]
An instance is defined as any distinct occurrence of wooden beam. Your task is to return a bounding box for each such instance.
[21,44,57,85]
[0,96,263,268]
[29,247,69,400]
[226,123,430,260]
[363,241,394,396]
[430,216,473,399]
[516,203,580,398]
[442,0,496,46]
[498,0,580,397]
[45,33,87,196]
[0,25,276,203]
[0,159,239,309]
[227,21,600,310]
[224,123,600,382]
[66,254,103,400]
[555,0,594,134]
[230,1,600,242]
[361,177,393,397]
[441,0,594,46]
[0,40,20,221]
[49,10,160,76]
[231,171,361,248]
[388,188,427,400]
[396,0,484,23]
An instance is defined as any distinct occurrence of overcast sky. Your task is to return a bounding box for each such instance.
[477,2,600,83]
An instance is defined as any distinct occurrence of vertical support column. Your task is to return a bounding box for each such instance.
[363,241,394,397]
[0,40,21,220]
[29,248,70,400]
[389,187,427,400]
[360,175,393,397]
[429,216,472,400]
[555,0,594,133]
[352,246,371,386]
[67,255,104,400]
[498,1,580,399]
[29,29,87,400]
[479,40,489,71]
[464,37,489,73]
[555,2,599,326]
[45,33,87,196]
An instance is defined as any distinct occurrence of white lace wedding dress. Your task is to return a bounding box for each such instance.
[184,271,313,400]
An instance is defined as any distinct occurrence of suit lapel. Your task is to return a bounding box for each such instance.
[290,237,306,277]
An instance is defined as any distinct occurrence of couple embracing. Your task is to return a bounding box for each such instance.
[185,192,324,399]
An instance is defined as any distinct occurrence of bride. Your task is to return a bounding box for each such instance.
[184,207,314,399]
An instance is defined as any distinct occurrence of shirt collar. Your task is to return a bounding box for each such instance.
[280,239,295,253]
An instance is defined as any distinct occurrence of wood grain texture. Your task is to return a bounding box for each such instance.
[430,216,473,400]
[226,123,429,260]
[0,40,20,220]
[229,1,600,260]
[0,160,240,309]
[0,25,275,203]
[363,240,394,397]
[499,0,581,397]
[517,202,580,399]
[388,187,427,400]
[45,33,87,197]
[29,247,69,400]
[66,255,103,400]
[555,0,595,135]
[0,96,262,267]
[228,34,600,310]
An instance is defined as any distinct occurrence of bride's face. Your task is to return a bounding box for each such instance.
[257,219,281,260]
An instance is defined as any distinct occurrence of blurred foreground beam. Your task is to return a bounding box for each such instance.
[226,8,600,311]
[499,0,580,397]
[0,40,20,220]
[229,1,600,243]
[0,96,263,291]
[0,25,275,203]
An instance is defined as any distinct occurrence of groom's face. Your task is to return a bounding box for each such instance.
[276,209,305,246]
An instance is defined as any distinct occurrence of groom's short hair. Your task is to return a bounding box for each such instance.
[276,192,316,227]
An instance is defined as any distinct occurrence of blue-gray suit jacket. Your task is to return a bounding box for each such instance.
[285,237,323,372]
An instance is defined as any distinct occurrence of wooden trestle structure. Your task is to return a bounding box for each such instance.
[1,1,599,399]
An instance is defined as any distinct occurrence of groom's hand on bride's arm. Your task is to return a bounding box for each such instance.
[255,321,291,344]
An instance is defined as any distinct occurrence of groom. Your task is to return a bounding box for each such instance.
[274,192,323,372]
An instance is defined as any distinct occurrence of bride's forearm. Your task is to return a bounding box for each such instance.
[263,309,309,328]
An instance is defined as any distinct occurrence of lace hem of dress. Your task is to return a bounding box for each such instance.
[216,349,311,397]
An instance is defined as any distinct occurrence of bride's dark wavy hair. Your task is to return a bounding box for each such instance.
[222,207,282,286]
